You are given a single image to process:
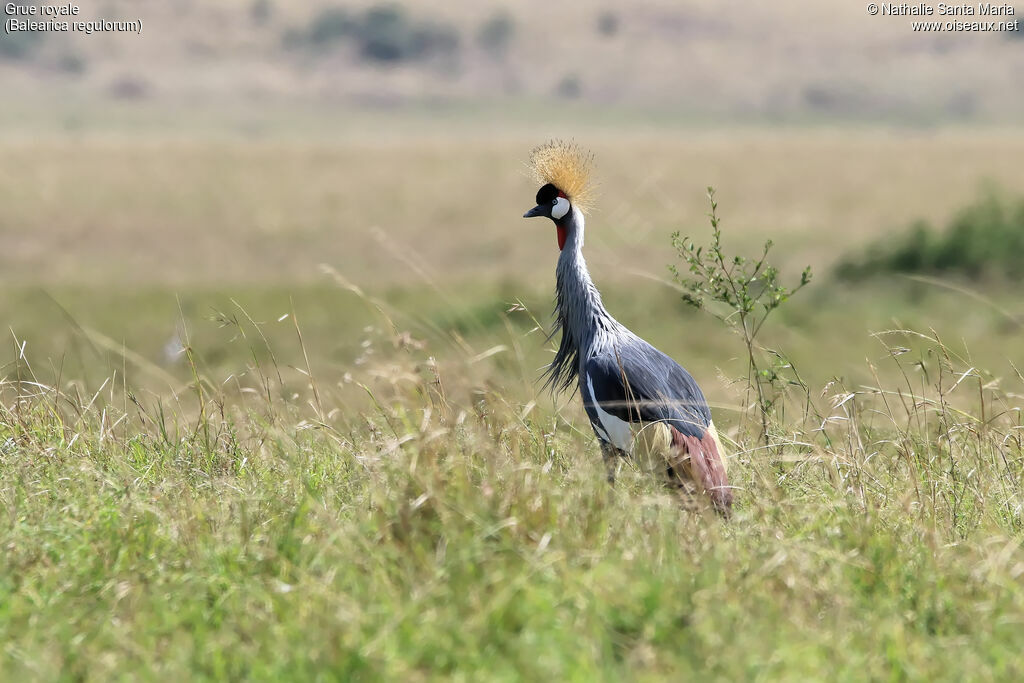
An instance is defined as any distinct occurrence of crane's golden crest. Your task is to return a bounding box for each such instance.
[528,140,596,214]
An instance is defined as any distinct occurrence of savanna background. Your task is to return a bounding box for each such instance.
[2,1,1024,679]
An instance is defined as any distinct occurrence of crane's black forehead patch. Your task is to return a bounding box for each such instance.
[535,183,561,205]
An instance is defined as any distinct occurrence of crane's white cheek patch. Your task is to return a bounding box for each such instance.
[551,197,570,220]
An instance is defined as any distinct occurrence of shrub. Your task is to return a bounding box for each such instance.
[250,0,273,25]
[555,74,582,99]
[477,11,515,60]
[596,11,620,37]
[836,193,1024,281]
[358,5,459,63]
[286,4,460,65]
[306,7,354,46]
[0,29,44,60]
[672,188,813,447]
[56,52,87,75]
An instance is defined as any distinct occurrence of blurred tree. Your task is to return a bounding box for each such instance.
[555,74,582,99]
[250,0,273,26]
[596,11,619,37]
[285,4,460,65]
[307,8,354,47]
[0,29,44,60]
[477,11,516,61]
[358,5,459,63]
[56,52,87,75]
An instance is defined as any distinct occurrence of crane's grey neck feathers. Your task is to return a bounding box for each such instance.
[544,207,629,393]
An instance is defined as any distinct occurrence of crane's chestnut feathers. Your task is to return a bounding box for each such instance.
[528,140,595,215]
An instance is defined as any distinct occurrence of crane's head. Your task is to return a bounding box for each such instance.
[522,140,594,250]
[523,183,570,221]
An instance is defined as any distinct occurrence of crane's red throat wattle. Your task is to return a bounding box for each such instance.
[557,226,567,250]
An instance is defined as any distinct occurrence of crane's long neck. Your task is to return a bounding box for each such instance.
[545,208,622,392]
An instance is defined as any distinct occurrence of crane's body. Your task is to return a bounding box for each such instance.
[523,141,733,513]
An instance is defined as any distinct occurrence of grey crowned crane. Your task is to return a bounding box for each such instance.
[522,141,733,514]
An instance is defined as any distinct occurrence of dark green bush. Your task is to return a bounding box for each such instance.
[358,5,458,63]
[56,52,87,75]
[0,29,44,60]
[836,193,1024,281]
[286,4,459,64]
[306,8,355,46]
[477,11,515,60]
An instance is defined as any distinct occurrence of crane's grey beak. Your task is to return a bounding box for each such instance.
[523,205,545,218]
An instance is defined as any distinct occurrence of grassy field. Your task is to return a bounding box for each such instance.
[3,283,1024,680]
[2,123,1024,679]
[4,128,1024,286]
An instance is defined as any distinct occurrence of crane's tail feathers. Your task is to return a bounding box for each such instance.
[669,422,733,516]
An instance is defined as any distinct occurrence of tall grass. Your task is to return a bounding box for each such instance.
[2,280,1023,679]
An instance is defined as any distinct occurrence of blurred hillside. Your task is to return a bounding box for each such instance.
[3,1,1024,290]
[2,0,1023,124]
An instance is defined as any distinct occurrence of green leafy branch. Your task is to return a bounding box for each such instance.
[670,187,812,446]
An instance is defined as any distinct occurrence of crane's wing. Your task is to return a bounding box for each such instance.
[583,339,711,438]
[583,339,732,513]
